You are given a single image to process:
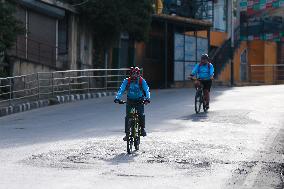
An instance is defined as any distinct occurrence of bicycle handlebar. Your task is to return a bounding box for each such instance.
[115,99,150,105]
[119,100,126,104]
[189,77,213,81]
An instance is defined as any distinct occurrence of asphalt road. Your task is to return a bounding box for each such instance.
[0,85,283,189]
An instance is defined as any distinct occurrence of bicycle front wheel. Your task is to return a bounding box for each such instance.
[134,124,140,151]
[134,137,140,151]
[195,92,202,114]
[126,122,134,154]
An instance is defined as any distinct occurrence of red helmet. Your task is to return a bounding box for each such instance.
[129,67,140,79]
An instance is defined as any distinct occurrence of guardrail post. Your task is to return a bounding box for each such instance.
[87,71,90,93]
[9,78,12,106]
[23,76,26,97]
[37,73,40,100]
[105,70,108,92]
[51,72,54,97]
[68,74,71,95]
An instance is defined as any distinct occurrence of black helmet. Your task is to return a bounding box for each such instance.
[201,54,209,60]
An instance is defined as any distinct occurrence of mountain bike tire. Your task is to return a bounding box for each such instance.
[127,136,133,154]
[195,92,202,114]
[126,123,133,154]
[134,138,139,151]
[203,101,208,113]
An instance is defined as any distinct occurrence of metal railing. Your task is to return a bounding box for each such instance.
[0,68,132,107]
[250,64,284,84]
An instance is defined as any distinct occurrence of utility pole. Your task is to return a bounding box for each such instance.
[230,0,234,86]
[164,21,168,89]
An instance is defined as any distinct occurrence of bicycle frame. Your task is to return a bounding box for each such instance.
[116,99,144,154]
[126,101,143,154]
[128,107,140,139]
[195,81,204,92]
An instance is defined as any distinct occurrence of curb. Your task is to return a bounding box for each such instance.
[0,100,49,117]
[55,91,117,104]
[0,91,117,118]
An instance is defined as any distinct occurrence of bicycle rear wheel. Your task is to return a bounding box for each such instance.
[134,137,140,151]
[127,136,133,154]
[203,101,208,112]
[134,127,140,151]
[126,122,133,154]
[195,91,202,114]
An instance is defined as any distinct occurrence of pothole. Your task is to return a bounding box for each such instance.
[234,168,249,175]
[22,138,231,172]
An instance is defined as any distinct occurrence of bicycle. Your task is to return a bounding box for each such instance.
[192,78,209,114]
[118,100,145,154]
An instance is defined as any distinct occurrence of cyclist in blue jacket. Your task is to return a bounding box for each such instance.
[190,54,214,109]
[114,67,150,141]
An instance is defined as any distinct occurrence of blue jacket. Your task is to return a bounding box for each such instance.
[191,63,214,80]
[115,78,150,100]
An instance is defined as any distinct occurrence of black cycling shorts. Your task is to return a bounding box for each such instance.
[201,80,212,92]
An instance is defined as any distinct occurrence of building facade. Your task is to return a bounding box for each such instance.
[232,0,284,84]
[109,0,230,88]
[8,0,94,76]
[135,0,232,88]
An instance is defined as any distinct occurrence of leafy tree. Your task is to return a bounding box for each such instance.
[0,0,24,53]
[120,0,153,42]
[60,0,153,67]
[79,0,124,48]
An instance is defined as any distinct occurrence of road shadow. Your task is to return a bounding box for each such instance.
[178,109,260,125]
[105,151,139,165]
[180,112,209,122]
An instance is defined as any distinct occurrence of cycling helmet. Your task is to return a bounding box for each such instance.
[129,67,140,79]
[201,54,209,60]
